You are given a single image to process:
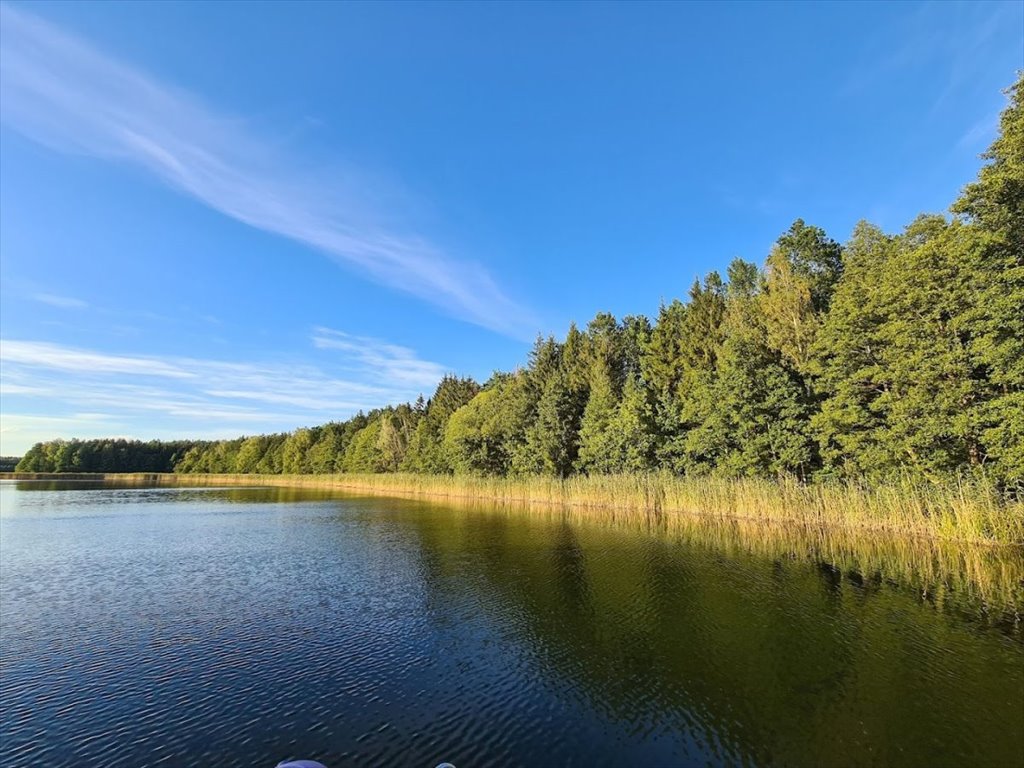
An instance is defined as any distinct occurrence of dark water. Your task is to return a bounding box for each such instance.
[1,482,1021,768]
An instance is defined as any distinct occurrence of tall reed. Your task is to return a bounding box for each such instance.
[6,470,1021,545]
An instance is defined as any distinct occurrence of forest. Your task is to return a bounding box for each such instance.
[15,76,1023,491]
[13,439,202,474]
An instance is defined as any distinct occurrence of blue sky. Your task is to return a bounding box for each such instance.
[1,1,1021,455]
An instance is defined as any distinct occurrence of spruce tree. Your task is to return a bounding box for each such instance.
[575,359,620,474]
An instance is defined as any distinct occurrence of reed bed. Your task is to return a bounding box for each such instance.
[423,498,1024,615]
[6,470,1021,611]
[5,470,1021,545]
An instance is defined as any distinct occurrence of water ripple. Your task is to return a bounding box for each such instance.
[1,483,1021,767]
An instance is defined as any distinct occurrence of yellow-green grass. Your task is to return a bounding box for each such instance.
[5,470,1022,545]
[6,470,1022,610]
[411,499,1024,614]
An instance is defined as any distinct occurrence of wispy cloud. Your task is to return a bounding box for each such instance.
[312,327,449,387]
[31,292,89,309]
[2,340,193,378]
[0,3,538,339]
[0,333,446,454]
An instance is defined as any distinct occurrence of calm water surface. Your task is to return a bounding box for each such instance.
[1,481,1021,767]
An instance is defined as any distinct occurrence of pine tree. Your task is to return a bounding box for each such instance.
[812,221,897,477]
[684,267,815,477]
[606,373,658,472]
[523,371,584,477]
[575,359,620,474]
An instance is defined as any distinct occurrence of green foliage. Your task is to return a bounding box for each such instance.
[403,375,480,473]
[640,276,730,471]
[689,329,815,478]
[953,75,1023,256]
[575,359,619,474]
[641,299,689,403]
[444,388,504,475]
[769,218,843,312]
[588,372,658,473]
[377,404,419,472]
[620,314,652,379]
[815,205,1022,483]
[16,438,202,473]
[522,347,586,477]
[812,221,898,476]
[952,75,1024,485]
[759,221,842,373]
[235,436,269,473]
[306,424,344,474]
[682,267,816,478]
[282,428,317,474]
[342,416,384,473]
[444,380,518,475]
[256,434,287,474]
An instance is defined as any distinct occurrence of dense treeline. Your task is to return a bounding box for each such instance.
[15,438,204,474]
[17,76,1024,488]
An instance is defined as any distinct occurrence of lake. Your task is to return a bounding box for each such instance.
[1,480,1021,767]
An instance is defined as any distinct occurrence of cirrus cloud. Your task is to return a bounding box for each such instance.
[0,2,538,339]
[0,331,448,455]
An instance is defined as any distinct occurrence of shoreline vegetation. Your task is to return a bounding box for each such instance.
[4,471,1022,612]
[4,471,1022,546]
